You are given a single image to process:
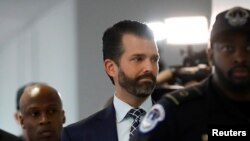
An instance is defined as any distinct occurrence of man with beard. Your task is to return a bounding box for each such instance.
[132,6,250,141]
[61,20,159,141]
[19,83,65,141]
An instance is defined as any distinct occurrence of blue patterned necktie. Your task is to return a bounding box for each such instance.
[127,108,146,138]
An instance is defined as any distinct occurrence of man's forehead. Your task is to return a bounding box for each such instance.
[20,85,61,108]
[22,98,62,112]
[122,35,157,52]
[26,103,61,110]
[214,31,250,42]
[224,30,249,36]
[121,32,154,43]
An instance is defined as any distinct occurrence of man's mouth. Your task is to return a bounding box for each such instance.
[232,68,249,78]
[39,129,54,138]
[140,77,153,81]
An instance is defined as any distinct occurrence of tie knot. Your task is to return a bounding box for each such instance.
[127,108,146,120]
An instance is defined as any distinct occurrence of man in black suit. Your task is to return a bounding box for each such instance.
[61,20,159,141]
[0,129,19,141]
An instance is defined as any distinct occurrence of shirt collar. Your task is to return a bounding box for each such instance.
[113,94,153,123]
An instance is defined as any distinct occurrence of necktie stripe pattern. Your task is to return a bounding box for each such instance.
[127,108,146,137]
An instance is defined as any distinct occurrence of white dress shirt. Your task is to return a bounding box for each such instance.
[113,94,153,141]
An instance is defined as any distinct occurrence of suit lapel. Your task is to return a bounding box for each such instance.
[93,96,155,141]
[95,104,118,141]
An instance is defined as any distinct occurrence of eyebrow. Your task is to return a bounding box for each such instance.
[131,53,159,57]
[131,54,145,57]
[26,104,61,109]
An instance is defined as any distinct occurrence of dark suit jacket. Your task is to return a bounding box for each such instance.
[0,129,20,141]
[61,104,118,141]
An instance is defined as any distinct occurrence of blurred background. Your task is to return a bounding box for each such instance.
[0,0,249,136]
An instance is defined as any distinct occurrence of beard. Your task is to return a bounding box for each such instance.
[118,68,156,98]
[213,60,250,93]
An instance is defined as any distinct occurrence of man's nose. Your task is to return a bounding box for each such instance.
[233,48,247,64]
[39,113,51,125]
[143,60,158,73]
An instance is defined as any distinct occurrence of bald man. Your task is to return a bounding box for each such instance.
[19,83,65,141]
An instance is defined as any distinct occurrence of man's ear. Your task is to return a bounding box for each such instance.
[18,112,25,129]
[14,112,20,124]
[62,110,66,124]
[104,59,117,78]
